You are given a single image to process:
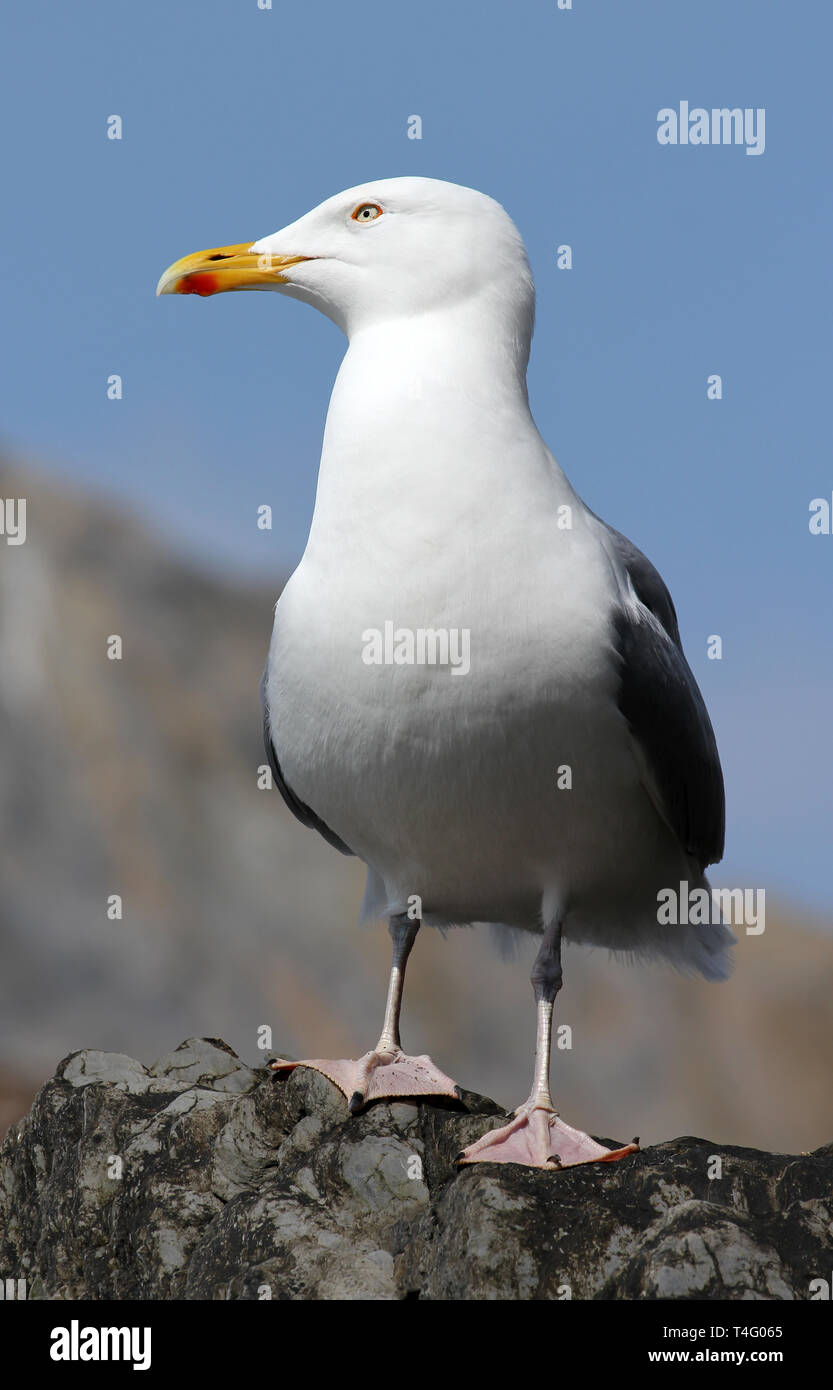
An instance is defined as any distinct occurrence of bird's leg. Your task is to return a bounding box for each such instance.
[373,912,419,1054]
[457,919,639,1170]
[268,913,460,1110]
[527,917,563,1111]
[343,913,462,1113]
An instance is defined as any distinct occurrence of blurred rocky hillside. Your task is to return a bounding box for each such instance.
[0,458,830,1152]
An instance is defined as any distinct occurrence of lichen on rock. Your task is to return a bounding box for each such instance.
[0,1037,829,1300]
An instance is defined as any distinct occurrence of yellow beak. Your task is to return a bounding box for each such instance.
[156,242,313,297]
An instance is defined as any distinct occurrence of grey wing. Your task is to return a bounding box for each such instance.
[259,669,355,857]
[599,523,725,869]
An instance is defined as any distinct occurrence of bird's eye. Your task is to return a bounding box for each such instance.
[351,202,383,223]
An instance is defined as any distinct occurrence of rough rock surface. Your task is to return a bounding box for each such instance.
[0,1038,829,1300]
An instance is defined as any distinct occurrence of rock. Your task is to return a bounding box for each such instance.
[0,1037,829,1300]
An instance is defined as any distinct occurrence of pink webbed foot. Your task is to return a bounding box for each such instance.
[456,1099,639,1170]
[269,1049,461,1113]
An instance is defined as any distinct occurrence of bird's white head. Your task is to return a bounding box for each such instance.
[156,176,535,348]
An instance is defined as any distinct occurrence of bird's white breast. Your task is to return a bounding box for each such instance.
[264,333,641,926]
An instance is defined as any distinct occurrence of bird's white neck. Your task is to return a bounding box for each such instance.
[341,292,533,410]
[302,298,559,554]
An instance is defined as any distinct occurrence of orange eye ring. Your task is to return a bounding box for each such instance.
[351,202,384,223]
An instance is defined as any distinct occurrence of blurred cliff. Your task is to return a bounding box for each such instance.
[0,457,830,1150]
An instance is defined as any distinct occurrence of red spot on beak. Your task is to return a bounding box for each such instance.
[179,272,220,297]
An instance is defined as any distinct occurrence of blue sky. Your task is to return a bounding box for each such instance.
[2,0,831,912]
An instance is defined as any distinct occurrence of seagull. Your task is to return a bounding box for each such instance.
[157,177,733,1169]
